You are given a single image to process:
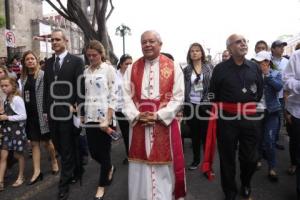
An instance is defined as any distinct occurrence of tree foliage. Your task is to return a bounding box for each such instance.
[44,0,117,64]
[0,16,5,28]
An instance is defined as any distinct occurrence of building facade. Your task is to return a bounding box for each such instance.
[285,33,300,55]
[0,0,84,60]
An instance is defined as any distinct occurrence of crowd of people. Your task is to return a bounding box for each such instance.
[0,28,300,200]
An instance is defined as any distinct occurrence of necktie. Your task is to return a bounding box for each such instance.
[54,56,60,76]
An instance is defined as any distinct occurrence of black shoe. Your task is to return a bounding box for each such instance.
[224,192,236,200]
[82,156,89,166]
[58,189,69,200]
[94,197,104,200]
[241,185,251,198]
[268,171,279,182]
[188,161,200,170]
[70,168,85,185]
[94,193,105,200]
[287,165,296,175]
[52,170,60,176]
[203,170,215,180]
[28,173,43,185]
[70,176,79,184]
[122,158,128,165]
[275,143,285,150]
[256,161,262,170]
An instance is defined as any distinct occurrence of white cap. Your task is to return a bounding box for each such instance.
[253,50,271,62]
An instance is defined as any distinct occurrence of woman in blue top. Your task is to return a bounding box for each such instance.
[253,50,283,182]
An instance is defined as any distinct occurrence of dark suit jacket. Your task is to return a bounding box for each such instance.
[43,53,84,120]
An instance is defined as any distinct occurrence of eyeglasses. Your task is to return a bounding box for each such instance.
[231,38,249,46]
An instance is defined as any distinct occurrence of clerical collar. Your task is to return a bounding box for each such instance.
[145,57,159,65]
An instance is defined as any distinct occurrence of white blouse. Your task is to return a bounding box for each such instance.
[115,69,125,112]
[84,62,116,123]
[283,50,300,119]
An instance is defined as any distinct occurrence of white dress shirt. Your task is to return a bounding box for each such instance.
[55,50,68,68]
[283,50,300,119]
[84,62,116,123]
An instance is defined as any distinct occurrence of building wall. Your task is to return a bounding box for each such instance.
[0,1,6,57]
[1,0,84,60]
[10,0,43,57]
[285,33,300,55]
[0,0,42,58]
[33,16,84,59]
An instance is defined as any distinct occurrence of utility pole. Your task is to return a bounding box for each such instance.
[5,0,12,60]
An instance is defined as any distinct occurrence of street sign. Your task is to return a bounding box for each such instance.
[5,29,16,47]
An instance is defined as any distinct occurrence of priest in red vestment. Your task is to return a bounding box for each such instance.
[122,30,186,200]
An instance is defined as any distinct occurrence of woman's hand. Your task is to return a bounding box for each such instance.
[0,114,8,121]
[99,119,109,132]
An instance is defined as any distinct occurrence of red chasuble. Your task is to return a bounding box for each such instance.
[129,54,174,164]
[129,54,186,198]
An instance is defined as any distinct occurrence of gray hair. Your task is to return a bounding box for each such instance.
[141,30,162,44]
[52,28,68,41]
[226,38,231,48]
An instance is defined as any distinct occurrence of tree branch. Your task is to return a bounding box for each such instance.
[56,0,69,16]
[44,0,72,21]
[106,0,114,20]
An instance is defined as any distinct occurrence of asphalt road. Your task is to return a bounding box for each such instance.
[1,132,296,200]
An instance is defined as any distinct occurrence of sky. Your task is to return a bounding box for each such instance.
[43,0,300,63]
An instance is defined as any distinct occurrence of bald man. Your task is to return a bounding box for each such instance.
[203,34,263,200]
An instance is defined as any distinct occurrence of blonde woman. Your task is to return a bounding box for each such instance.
[20,51,59,185]
[83,40,116,200]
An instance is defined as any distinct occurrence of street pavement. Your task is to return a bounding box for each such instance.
[1,133,296,200]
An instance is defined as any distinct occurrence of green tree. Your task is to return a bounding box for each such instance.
[0,16,5,28]
[44,0,117,64]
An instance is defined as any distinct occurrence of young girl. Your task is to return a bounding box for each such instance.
[0,77,27,191]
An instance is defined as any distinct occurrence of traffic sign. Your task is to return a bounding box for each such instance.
[5,29,15,47]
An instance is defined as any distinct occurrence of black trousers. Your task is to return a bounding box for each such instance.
[185,103,209,163]
[290,116,300,198]
[217,115,260,197]
[86,123,112,187]
[287,121,297,166]
[50,120,79,193]
[115,112,129,156]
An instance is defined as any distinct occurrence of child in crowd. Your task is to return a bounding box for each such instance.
[0,77,27,191]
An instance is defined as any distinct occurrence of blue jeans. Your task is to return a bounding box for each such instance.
[277,98,285,141]
[263,111,280,169]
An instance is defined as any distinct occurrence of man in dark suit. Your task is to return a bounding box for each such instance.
[43,29,84,200]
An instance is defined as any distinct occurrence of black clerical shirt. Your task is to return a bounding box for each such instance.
[209,57,263,103]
